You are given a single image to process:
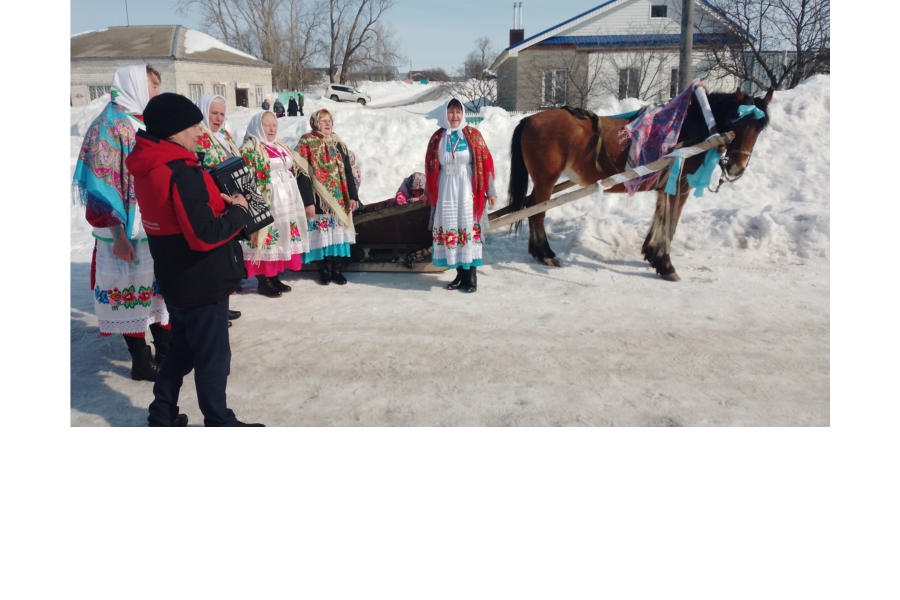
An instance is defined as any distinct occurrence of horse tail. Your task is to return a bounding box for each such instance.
[508,118,530,213]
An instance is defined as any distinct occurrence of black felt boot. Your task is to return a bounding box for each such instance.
[464,266,477,293]
[318,261,332,285]
[331,259,347,285]
[256,274,282,297]
[270,275,292,292]
[149,323,171,367]
[446,267,465,290]
[124,335,158,381]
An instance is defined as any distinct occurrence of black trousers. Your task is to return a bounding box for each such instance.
[148,296,236,426]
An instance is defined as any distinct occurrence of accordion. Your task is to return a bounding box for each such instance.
[206,156,274,234]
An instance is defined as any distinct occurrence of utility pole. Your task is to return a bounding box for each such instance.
[678,0,694,92]
[124,0,131,26]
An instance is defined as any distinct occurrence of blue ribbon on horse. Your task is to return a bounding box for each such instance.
[732,104,766,122]
[665,148,721,198]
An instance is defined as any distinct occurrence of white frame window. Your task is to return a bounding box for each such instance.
[213,83,226,98]
[188,83,204,102]
[541,69,568,107]
[89,84,111,101]
[255,85,264,106]
[618,67,640,99]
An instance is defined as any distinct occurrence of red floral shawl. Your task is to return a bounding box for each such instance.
[425,125,495,221]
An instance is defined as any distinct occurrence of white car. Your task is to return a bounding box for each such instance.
[325,83,371,105]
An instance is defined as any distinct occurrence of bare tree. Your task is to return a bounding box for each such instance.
[697,0,830,91]
[325,0,395,83]
[453,37,498,111]
[177,0,324,90]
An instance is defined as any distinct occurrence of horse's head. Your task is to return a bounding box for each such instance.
[716,89,772,179]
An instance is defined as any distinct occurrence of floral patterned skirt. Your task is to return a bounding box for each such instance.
[303,213,355,263]
[241,162,306,272]
[91,238,168,335]
[431,165,484,269]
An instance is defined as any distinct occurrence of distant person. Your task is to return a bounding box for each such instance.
[294,108,358,285]
[261,97,271,110]
[393,172,426,205]
[72,64,170,382]
[239,110,308,297]
[298,91,305,116]
[273,97,285,118]
[194,93,248,325]
[424,97,496,293]
[287,95,298,117]
[125,92,263,427]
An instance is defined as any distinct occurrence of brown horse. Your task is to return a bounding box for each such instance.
[506,88,773,281]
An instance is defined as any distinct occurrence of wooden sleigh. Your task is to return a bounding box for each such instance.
[344,132,734,272]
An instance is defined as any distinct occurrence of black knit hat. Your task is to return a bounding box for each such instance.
[143,92,203,139]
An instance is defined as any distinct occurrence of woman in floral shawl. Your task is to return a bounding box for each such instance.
[194,94,241,167]
[72,64,170,381]
[239,110,307,298]
[294,108,359,285]
[194,94,245,321]
[425,97,496,293]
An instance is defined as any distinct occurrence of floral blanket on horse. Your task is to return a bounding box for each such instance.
[621,81,703,194]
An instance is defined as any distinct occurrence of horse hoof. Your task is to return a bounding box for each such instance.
[661,271,681,282]
[541,257,561,267]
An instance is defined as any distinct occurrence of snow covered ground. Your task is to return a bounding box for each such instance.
[69,76,831,427]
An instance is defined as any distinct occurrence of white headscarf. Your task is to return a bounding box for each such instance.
[438,97,467,134]
[196,94,227,131]
[243,110,279,146]
[196,94,234,150]
[110,64,151,115]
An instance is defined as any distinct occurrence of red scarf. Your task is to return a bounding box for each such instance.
[425,125,494,221]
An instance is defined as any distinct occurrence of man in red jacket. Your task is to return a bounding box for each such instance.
[126,93,263,427]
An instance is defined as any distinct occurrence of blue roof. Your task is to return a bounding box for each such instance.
[504,0,743,53]
[538,32,741,49]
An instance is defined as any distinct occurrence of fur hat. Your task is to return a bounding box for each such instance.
[144,92,203,139]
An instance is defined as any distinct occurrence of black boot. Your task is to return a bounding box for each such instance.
[270,275,292,292]
[464,266,477,293]
[331,259,347,285]
[318,261,332,285]
[149,323,171,367]
[446,267,465,290]
[124,335,159,381]
[256,274,282,297]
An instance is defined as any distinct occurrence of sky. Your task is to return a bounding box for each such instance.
[70,0,601,72]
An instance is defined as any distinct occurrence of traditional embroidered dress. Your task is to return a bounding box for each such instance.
[239,111,306,277]
[294,129,357,262]
[72,65,168,335]
[425,99,495,269]
[194,94,241,167]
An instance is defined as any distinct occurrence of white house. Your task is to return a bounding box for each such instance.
[71,25,273,109]
[491,0,744,111]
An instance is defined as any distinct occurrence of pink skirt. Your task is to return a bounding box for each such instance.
[244,253,304,278]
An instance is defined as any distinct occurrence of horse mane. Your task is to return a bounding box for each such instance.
[679,90,770,146]
[561,106,597,121]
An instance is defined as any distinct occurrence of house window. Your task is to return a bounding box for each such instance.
[651,2,667,18]
[89,85,111,101]
[542,69,568,107]
[255,85,264,106]
[188,83,204,102]
[213,83,226,98]
[670,68,679,98]
[618,68,640,99]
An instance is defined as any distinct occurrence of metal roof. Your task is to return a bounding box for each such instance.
[70,25,271,67]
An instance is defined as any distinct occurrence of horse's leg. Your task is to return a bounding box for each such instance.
[642,186,690,281]
[527,179,561,266]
